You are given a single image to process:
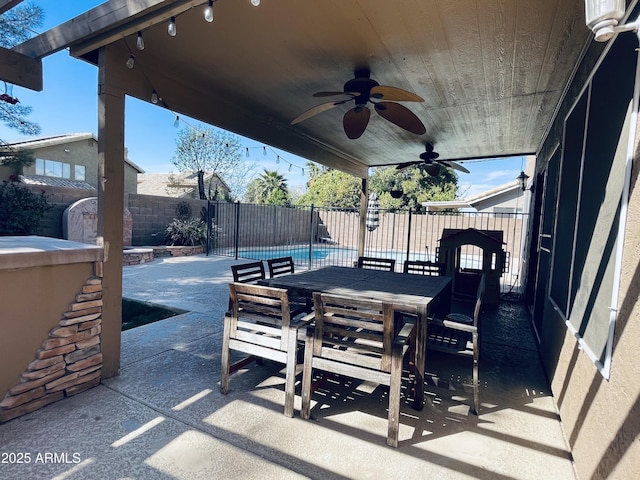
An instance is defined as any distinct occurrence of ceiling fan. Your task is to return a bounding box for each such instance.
[396,143,470,175]
[291,69,426,139]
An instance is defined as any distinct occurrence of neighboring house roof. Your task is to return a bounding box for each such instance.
[2,133,145,173]
[19,174,95,190]
[137,172,230,198]
[422,181,521,211]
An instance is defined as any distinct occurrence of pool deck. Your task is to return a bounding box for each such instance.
[0,254,577,480]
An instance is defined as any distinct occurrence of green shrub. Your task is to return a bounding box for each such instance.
[0,181,52,235]
[165,217,207,246]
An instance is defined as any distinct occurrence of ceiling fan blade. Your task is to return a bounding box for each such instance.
[313,91,359,98]
[395,161,420,170]
[439,160,470,174]
[343,106,371,139]
[374,102,426,135]
[370,85,424,102]
[291,101,344,125]
[425,163,441,176]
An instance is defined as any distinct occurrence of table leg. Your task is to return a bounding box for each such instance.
[413,304,427,410]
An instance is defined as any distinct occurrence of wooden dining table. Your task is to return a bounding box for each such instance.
[259,265,452,410]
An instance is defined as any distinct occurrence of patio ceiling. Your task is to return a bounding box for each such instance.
[14,0,591,177]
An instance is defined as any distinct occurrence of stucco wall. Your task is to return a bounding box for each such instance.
[533,7,640,478]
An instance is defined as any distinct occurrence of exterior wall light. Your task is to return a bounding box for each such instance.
[585,0,638,42]
[517,171,531,192]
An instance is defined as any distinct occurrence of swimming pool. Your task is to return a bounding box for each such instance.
[237,245,355,263]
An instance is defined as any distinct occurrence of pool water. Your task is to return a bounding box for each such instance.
[237,246,350,262]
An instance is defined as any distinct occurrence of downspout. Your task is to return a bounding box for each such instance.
[603,27,640,379]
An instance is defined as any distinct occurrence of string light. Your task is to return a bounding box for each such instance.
[263,146,267,156]
[168,16,177,36]
[151,89,159,104]
[126,55,135,69]
[288,164,292,172]
[245,147,250,158]
[136,31,144,50]
[276,155,280,164]
[204,0,214,22]
[174,115,180,128]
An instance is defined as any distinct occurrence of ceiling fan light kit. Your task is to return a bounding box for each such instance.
[291,69,426,139]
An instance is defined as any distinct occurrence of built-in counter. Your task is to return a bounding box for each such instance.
[0,236,105,422]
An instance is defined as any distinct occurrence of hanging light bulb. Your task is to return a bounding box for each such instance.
[136,31,145,50]
[262,146,267,156]
[224,143,230,154]
[251,0,261,6]
[245,147,250,158]
[204,0,214,22]
[126,55,135,69]
[288,164,292,172]
[276,155,280,164]
[301,168,304,175]
[151,89,159,104]
[168,17,177,36]
[174,115,180,128]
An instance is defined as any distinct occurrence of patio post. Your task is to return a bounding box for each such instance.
[97,46,125,378]
[358,176,368,258]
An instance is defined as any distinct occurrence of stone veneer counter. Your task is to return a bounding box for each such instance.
[0,236,105,423]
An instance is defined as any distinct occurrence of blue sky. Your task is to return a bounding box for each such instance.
[0,1,526,198]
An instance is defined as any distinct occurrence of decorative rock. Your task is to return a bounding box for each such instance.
[21,362,65,380]
[37,344,75,360]
[1,387,45,409]
[0,392,64,423]
[65,375,101,397]
[45,372,80,392]
[82,284,102,294]
[69,299,103,312]
[27,355,64,370]
[75,336,100,349]
[63,306,101,319]
[49,325,79,338]
[78,318,101,331]
[67,353,103,372]
[64,345,101,364]
[75,292,102,302]
[59,311,101,326]
[9,369,66,396]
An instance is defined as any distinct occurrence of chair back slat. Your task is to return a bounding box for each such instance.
[356,256,396,271]
[267,256,295,278]
[313,292,395,372]
[229,283,291,350]
[403,260,444,276]
[231,261,266,284]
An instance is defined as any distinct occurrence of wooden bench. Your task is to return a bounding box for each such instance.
[356,256,396,272]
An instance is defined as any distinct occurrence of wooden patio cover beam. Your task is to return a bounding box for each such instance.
[13,0,201,59]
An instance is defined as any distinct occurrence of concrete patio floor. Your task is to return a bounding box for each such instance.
[0,254,578,479]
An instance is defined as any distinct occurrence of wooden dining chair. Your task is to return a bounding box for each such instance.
[267,256,295,278]
[220,282,313,417]
[426,273,485,414]
[403,259,444,276]
[301,292,415,447]
[357,256,396,272]
[231,261,266,284]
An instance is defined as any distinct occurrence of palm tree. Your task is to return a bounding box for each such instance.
[255,169,291,206]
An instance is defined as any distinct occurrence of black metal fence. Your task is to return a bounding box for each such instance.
[207,202,529,295]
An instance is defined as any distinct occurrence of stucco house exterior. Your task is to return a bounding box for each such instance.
[0,133,143,194]
[137,171,231,199]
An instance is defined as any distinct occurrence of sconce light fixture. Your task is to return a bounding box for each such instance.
[585,0,638,42]
[517,171,532,192]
